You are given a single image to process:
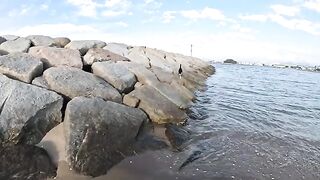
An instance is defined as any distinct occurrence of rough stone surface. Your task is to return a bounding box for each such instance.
[92,62,136,93]
[64,97,147,176]
[28,46,83,69]
[0,53,43,83]
[83,48,130,65]
[123,94,140,107]
[0,38,31,54]
[32,76,49,89]
[26,35,56,47]
[43,67,122,102]
[2,35,19,41]
[127,85,187,124]
[103,43,131,57]
[53,37,71,48]
[65,40,107,56]
[0,145,57,180]
[0,74,63,145]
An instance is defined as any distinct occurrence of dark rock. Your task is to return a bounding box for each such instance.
[0,144,57,180]
[64,97,147,177]
[165,124,191,149]
[224,59,238,64]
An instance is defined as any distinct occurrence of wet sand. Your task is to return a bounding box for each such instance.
[37,123,198,180]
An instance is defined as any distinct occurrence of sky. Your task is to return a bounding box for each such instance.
[0,0,319,66]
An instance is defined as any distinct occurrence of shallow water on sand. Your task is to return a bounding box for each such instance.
[45,64,320,180]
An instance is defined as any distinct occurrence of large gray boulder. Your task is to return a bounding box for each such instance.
[0,53,43,83]
[53,37,71,48]
[103,43,131,56]
[26,35,56,47]
[65,40,107,56]
[42,67,122,102]
[0,145,57,180]
[0,74,63,145]
[1,35,19,41]
[64,97,147,176]
[28,46,83,69]
[83,48,130,65]
[126,85,187,124]
[0,38,31,54]
[92,62,136,93]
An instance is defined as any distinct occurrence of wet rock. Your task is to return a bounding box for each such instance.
[64,97,147,177]
[123,94,140,107]
[0,144,57,180]
[53,37,71,48]
[43,67,122,102]
[0,36,6,44]
[26,35,56,47]
[65,40,106,56]
[165,124,191,149]
[0,37,31,53]
[0,53,43,83]
[28,46,83,69]
[92,62,136,93]
[127,85,187,124]
[83,48,130,65]
[0,74,63,145]
[2,35,19,41]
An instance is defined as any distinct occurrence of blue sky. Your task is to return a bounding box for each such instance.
[0,0,319,65]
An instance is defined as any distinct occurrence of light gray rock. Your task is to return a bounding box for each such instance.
[127,85,187,124]
[83,48,130,65]
[103,43,131,57]
[125,47,151,67]
[0,74,63,145]
[92,62,136,93]
[32,76,49,89]
[53,37,71,48]
[0,53,43,83]
[26,35,56,47]
[65,40,106,56]
[28,46,83,69]
[64,97,147,176]
[43,67,122,103]
[0,38,31,54]
[0,37,6,44]
[123,94,140,107]
[2,35,19,41]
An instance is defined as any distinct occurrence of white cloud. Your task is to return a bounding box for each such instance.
[66,0,99,17]
[115,21,129,27]
[303,0,320,12]
[40,4,49,11]
[162,11,176,23]
[102,10,126,17]
[103,0,132,17]
[271,4,300,17]
[180,7,226,21]
[239,14,269,22]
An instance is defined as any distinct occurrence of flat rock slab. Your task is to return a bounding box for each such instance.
[54,37,71,48]
[92,62,136,93]
[64,97,147,176]
[0,144,57,180]
[83,48,130,65]
[127,85,187,124]
[43,67,122,103]
[65,40,106,56]
[0,37,31,54]
[0,53,43,83]
[0,74,63,145]
[103,43,131,56]
[2,35,19,41]
[26,35,56,47]
[29,46,83,69]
